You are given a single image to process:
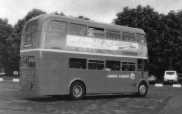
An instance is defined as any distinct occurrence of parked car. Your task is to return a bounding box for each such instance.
[164,70,178,84]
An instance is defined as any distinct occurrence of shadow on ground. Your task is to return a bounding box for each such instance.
[27,93,143,102]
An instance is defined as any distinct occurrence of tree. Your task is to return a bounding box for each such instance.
[0,19,13,74]
[162,11,182,72]
[114,5,173,79]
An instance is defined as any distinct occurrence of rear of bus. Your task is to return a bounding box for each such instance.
[20,18,42,96]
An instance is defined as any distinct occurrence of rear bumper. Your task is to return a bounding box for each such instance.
[164,80,178,84]
[164,78,178,81]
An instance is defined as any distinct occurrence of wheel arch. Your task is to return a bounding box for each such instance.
[69,78,87,93]
[137,79,149,88]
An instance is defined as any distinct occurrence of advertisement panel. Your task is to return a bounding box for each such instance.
[66,35,147,58]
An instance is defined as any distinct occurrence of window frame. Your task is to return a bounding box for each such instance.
[121,62,136,71]
[45,20,67,49]
[137,59,147,71]
[47,20,67,33]
[87,26,105,38]
[106,30,120,40]
[87,59,105,70]
[135,33,146,43]
[69,58,87,69]
[23,20,39,48]
[123,32,135,42]
[68,23,87,36]
[105,60,120,71]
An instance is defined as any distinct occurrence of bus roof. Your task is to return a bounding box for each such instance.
[28,14,145,34]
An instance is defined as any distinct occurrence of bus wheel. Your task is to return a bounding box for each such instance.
[70,81,86,100]
[138,82,148,97]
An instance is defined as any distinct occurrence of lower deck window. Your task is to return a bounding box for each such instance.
[137,59,147,71]
[106,60,120,71]
[69,57,139,72]
[88,60,104,70]
[122,62,136,71]
[69,58,86,69]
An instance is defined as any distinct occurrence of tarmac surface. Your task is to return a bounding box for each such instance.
[0,80,181,114]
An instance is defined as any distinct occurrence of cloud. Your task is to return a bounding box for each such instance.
[0,0,182,25]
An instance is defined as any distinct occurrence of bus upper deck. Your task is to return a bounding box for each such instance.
[21,14,147,59]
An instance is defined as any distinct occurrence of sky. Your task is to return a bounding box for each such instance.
[0,0,182,25]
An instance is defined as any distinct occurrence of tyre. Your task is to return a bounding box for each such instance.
[70,81,86,100]
[138,82,148,97]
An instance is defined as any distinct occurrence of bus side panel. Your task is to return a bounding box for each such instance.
[38,51,68,95]
[37,51,148,96]
[67,70,137,94]
[67,69,108,94]
[66,54,138,94]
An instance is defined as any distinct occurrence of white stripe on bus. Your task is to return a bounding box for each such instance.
[20,48,148,59]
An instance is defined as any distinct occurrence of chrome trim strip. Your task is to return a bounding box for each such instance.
[20,48,148,59]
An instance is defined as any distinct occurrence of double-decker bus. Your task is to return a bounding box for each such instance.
[20,14,149,99]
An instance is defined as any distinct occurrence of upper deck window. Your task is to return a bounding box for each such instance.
[69,23,87,36]
[48,21,66,32]
[45,21,66,49]
[87,27,105,38]
[23,20,39,48]
[106,30,120,40]
[136,33,146,43]
[123,32,135,42]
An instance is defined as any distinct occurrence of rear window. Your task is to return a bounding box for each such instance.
[166,71,175,75]
[23,20,39,48]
